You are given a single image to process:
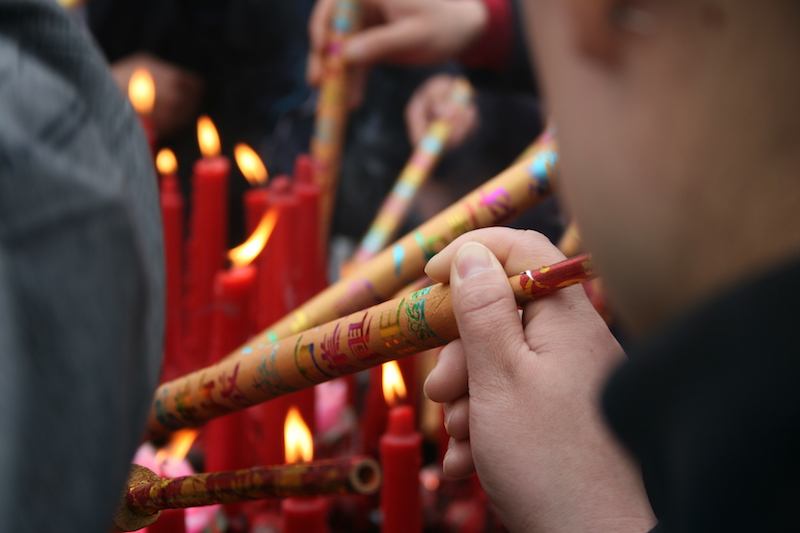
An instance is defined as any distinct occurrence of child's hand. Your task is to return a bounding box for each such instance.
[423,228,656,532]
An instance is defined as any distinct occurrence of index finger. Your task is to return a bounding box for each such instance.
[425,227,567,283]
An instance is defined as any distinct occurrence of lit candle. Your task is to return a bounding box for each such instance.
[236,143,270,236]
[380,361,422,533]
[281,408,328,533]
[184,116,230,369]
[148,429,199,533]
[156,148,185,382]
[127,68,157,154]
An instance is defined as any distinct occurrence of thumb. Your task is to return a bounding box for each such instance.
[450,242,528,386]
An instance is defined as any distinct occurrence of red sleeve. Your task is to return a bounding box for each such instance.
[458,0,514,71]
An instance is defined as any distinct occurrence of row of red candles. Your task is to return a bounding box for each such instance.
[147,117,427,533]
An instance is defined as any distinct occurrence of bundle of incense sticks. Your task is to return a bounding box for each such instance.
[311,0,362,238]
[352,77,475,263]
[253,128,558,347]
[145,254,594,440]
[113,457,380,531]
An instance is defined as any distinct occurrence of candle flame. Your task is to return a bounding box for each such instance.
[154,429,199,465]
[156,148,178,176]
[234,143,269,186]
[382,361,407,407]
[228,209,278,268]
[197,116,221,158]
[284,407,313,464]
[128,69,155,115]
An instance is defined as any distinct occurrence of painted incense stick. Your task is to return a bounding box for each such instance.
[311,0,362,238]
[145,253,593,440]
[114,457,380,531]
[352,77,475,263]
[257,128,558,346]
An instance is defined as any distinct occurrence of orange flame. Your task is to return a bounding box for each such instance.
[228,209,278,268]
[382,361,407,407]
[234,144,269,186]
[128,69,155,115]
[156,148,178,176]
[154,429,199,465]
[197,116,221,158]
[284,407,313,463]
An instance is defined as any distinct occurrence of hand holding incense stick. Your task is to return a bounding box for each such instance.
[145,253,594,440]
[113,457,381,531]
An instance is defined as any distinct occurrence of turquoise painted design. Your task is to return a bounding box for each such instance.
[392,181,416,200]
[393,244,405,277]
[404,293,443,343]
[267,330,278,343]
[420,135,443,153]
[528,148,558,195]
[253,344,299,396]
[155,387,182,430]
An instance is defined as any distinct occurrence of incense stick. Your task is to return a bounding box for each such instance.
[352,77,475,263]
[145,254,594,440]
[113,457,380,531]
[311,0,362,239]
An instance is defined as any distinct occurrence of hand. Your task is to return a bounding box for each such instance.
[405,74,479,149]
[111,53,205,139]
[423,228,656,532]
[307,0,487,107]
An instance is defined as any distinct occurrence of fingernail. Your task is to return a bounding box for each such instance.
[455,243,493,281]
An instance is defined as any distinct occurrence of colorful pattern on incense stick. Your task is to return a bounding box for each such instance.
[145,253,592,440]
[260,130,559,346]
[353,78,475,263]
[311,0,362,235]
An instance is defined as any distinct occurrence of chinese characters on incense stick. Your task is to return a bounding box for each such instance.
[146,253,594,440]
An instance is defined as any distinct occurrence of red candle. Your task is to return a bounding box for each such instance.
[280,408,328,533]
[148,508,186,533]
[380,361,423,533]
[184,116,230,370]
[256,176,316,466]
[156,149,185,382]
[293,153,327,302]
[205,264,257,521]
[361,366,388,458]
[256,175,299,329]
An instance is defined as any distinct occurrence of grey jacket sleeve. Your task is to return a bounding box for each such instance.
[0,1,164,530]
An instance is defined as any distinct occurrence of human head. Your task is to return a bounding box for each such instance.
[522,0,800,335]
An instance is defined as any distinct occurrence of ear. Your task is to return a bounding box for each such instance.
[566,0,640,65]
